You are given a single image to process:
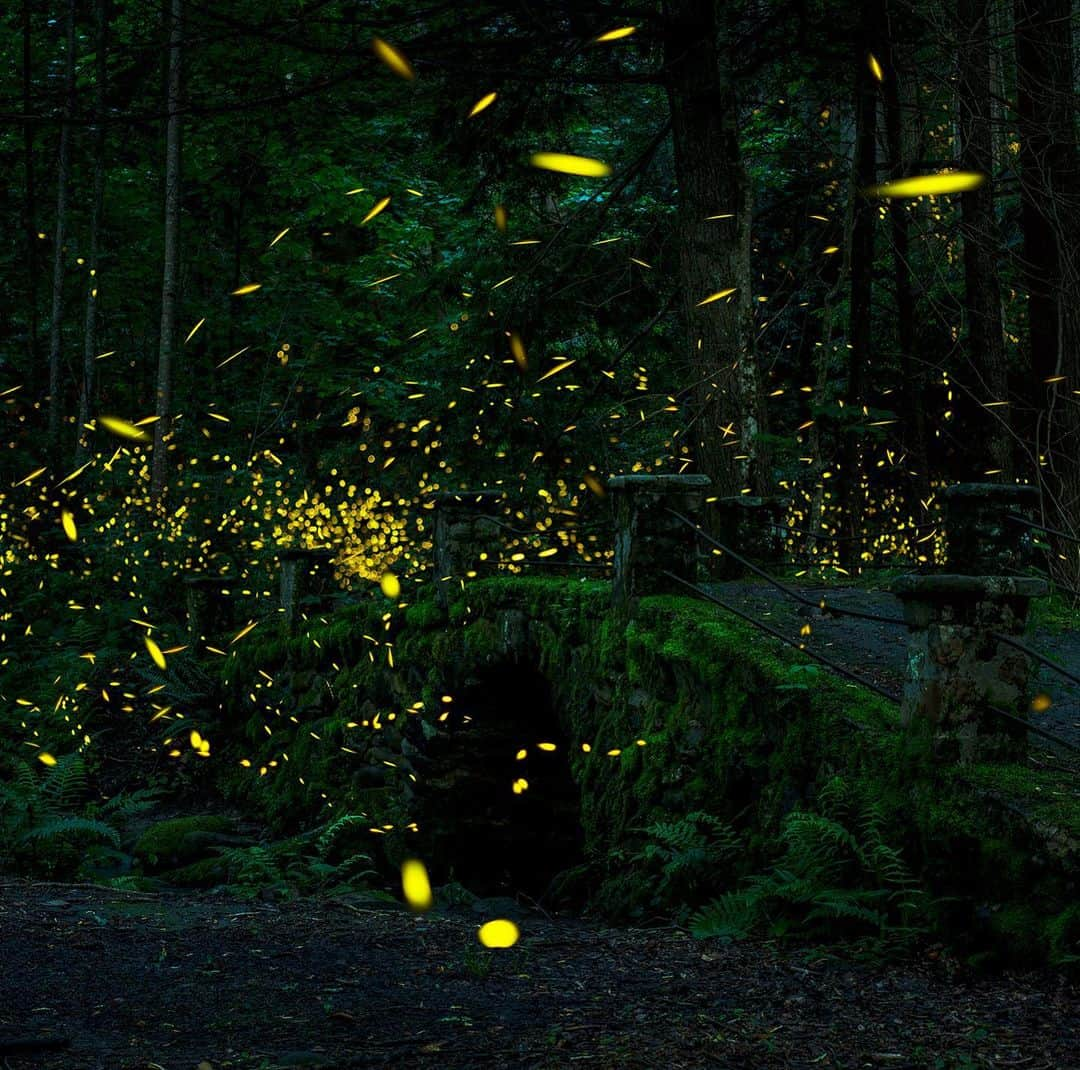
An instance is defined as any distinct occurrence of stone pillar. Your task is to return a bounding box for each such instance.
[278,548,336,633]
[430,490,506,607]
[608,474,711,611]
[183,575,232,642]
[892,483,1047,762]
[708,495,788,578]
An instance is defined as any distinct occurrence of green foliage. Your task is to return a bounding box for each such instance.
[133,815,235,870]
[0,754,123,878]
[216,818,378,900]
[690,776,925,945]
[632,810,741,906]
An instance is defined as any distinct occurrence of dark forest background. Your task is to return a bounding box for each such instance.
[2,1,1080,899]
[3,1,1080,571]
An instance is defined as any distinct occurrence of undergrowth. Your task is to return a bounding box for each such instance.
[689,776,926,947]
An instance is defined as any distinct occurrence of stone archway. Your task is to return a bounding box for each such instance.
[412,662,584,902]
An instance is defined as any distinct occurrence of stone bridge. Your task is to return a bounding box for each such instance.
[213,479,1077,964]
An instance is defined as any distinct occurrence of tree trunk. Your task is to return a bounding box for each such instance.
[47,0,77,459]
[1013,0,1067,389]
[152,0,183,500]
[881,26,930,503]
[22,0,39,398]
[1013,1,1080,579]
[957,0,1011,479]
[77,0,109,465]
[838,1,883,563]
[662,0,762,499]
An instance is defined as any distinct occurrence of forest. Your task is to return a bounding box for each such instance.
[0,1,1079,1068]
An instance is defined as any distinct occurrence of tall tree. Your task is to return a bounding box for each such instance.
[1013,0,1066,389]
[957,0,1011,478]
[47,0,76,457]
[152,0,183,499]
[77,0,109,464]
[21,0,39,398]
[838,1,883,555]
[881,15,929,500]
[662,0,762,498]
[1013,0,1080,558]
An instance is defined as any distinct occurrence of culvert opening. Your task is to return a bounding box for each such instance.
[417,665,584,902]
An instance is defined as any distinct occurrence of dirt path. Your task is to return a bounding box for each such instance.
[709,580,1080,753]
[0,881,1076,1070]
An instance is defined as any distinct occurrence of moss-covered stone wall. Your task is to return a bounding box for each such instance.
[214,576,1078,967]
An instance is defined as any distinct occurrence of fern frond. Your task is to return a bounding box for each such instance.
[20,816,120,847]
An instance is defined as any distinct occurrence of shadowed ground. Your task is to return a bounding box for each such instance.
[0,880,1075,1069]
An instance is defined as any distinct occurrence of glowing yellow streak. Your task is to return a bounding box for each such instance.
[469,92,497,117]
[61,510,77,542]
[401,858,434,911]
[14,466,47,486]
[269,227,290,247]
[865,171,986,198]
[38,752,57,767]
[536,359,575,383]
[94,350,116,360]
[594,26,636,42]
[529,153,611,177]
[230,620,259,644]
[868,52,884,82]
[145,636,167,671]
[696,288,737,307]
[184,318,206,344]
[510,332,528,370]
[231,283,262,296]
[361,196,391,225]
[215,346,250,369]
[372,36,414,79]
[98,416,149,442]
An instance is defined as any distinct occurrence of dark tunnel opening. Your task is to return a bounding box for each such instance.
[414,665,585,904]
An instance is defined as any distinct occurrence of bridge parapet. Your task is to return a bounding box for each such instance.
[893,483,1048,762]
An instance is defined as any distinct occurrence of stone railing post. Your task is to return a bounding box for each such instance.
[278,547,336,633]
[430,489,506,607]
[891,483,1046,762]
[608,474,711,612]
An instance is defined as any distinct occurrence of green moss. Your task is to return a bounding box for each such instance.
[160,855,230,888]
[134,815,235,870]
[964,763,1080,837]
[194,573,1077,968]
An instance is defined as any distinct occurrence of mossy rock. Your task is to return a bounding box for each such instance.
[160,855,231,888]
[134,815,236,872]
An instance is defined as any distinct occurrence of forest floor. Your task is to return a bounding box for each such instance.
[707,579,1080,754]
[1,879,1077,1070]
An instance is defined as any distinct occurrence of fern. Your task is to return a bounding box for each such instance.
[38,753,89,813]
[316,813,370,858]
[691,776,927,946]
[21,816,121,848]
[631,810,741,907]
